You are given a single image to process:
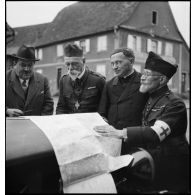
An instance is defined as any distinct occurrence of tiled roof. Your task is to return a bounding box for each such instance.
[35,2,139,47]
[7,23,49,49]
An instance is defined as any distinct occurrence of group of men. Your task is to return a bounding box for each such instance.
[6,43,189,192]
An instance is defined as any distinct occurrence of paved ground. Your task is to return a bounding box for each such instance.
[53,97,190,142]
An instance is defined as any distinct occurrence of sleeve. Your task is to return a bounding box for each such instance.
[98,83,109,119]
[56,77,69,114]
[124,126,160,148]
[156,100,187,137]
[41,77,54,115]
[124,99,187,148]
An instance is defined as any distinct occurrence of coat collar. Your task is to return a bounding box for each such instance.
[112,70,141,103]
[9,70,41,105]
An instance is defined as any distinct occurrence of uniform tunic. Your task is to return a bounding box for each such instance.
[125,85,189,191]
[56,69,105,114]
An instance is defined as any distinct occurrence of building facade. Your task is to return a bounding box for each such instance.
[7,2,190,96]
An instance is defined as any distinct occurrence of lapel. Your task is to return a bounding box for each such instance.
[9,70,26,101]
[118,71,140,103]
[25,73,40,107]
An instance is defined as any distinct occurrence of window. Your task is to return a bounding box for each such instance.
[80,39,90,53]
[36,69,43,74]
[97,35,107,51]
[74,41,80,46]
[147,39,159,53]
[57,44,64,57]
[152,11,158,25]
[36,48,43,60]
[165,42,173,56]
[127,35,141,52]
[96,64,106,77]
[74,39,90,53]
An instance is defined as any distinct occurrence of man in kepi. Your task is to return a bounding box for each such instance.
[94,51,189,192]
[6,45,54,116]
[56,43,105,114]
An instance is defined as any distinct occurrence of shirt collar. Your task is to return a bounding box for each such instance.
[123,69,134,79]
[19,78,29,86]
[78,67,86,79]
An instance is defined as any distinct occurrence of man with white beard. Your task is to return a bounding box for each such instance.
[94,51,189,193]
[56,43,105,114]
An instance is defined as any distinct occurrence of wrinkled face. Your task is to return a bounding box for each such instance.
[110,52,133,78]
[139,69,163,93]
[15,59,35,80]
[65,57,85,80]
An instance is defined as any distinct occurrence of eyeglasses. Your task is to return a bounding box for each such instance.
[142,72,162,77]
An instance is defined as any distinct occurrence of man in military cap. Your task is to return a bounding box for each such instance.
[6,45,54,116]
[56,43,105,114]
[94,51,189,192]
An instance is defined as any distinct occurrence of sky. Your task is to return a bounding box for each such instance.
[6,1,190,46]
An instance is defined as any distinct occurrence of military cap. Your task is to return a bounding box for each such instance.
[64,43,83,57]
[145,51,178,79]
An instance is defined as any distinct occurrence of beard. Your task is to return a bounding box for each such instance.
[68,69,82,81]
[139,83,149,93]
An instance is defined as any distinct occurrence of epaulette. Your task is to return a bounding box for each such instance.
[89,70,106,80]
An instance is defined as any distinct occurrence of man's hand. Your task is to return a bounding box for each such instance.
[93,125,123,139]
[6,108,24,117]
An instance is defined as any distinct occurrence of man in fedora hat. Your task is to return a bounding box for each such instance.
[94,51,189,192]
[56,43,105,114]
[6,44,54,116]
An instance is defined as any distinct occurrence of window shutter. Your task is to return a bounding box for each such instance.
[127,34,134,49]
[85,39,90,53]
[38,49,43,59]
[157,41,162,55]
[97,36,107,51]
[147,39,152,52]
[57,44,63,57]
[136,36,141,52]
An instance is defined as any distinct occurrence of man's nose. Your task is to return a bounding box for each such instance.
[23,66,30,71]
[141,74,146,81]
[112,63,118,69]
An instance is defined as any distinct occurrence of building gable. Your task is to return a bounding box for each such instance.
[121,2,183,42]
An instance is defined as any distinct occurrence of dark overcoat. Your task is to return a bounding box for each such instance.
[98,70,148,129]
[124,85,189,191]
[6,69,54,116]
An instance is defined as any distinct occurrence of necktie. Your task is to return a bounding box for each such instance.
[22,79,28,93]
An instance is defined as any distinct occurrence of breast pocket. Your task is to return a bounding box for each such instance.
[147,106,166,123]
[83,87,98,99]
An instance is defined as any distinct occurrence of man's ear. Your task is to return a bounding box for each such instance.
[160,76,167,85]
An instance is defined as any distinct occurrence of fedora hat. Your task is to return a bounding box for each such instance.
[14,45,39,61]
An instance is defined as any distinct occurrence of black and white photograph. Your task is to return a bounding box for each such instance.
[5,1,190,194]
